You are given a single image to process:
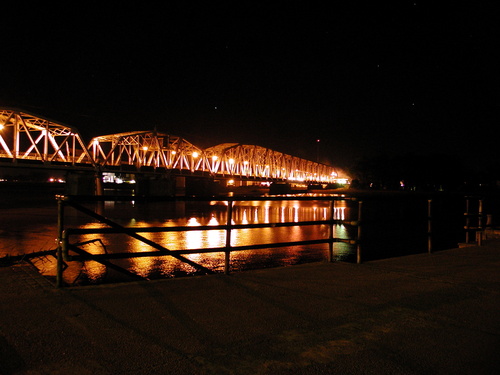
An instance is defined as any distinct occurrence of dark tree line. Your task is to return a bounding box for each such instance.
[349,153,499,192]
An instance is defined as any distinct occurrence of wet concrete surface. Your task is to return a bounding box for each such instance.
[1,240,499,374]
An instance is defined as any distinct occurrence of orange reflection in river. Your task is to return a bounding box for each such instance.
[60,199,353,284]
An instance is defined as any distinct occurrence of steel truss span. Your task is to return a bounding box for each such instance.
[1,108,338,183]
[204,143,337,183]
[0,108,93,166]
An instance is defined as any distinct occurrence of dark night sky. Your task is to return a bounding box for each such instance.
[1,2,497,170]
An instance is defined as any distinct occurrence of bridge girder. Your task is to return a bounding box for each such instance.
[203,143,338,183]
[89,134,338,183]
[0,108,93,165]
[1,108,339,183]
[87,131,204,171]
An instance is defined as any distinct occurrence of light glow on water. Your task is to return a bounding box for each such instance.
[1,199,355,285]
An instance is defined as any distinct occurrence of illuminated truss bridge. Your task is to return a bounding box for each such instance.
[1,108,340,183]
[0,108,93,166]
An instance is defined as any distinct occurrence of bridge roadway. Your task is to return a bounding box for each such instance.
[0,108,344,193]
[0,239,498,374]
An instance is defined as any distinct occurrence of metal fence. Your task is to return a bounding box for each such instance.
[55,195,361,287]
[54,193,486,287]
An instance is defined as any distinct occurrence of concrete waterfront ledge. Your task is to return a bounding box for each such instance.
[1,242,499,375]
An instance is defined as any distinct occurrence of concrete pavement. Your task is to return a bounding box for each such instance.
[1,240,499,374]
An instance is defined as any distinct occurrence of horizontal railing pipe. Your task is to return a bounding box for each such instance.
[55,194,359,286]
[64,219,351,235]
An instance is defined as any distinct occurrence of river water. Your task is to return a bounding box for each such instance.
[1,191,466,285]
[0,196,356,285]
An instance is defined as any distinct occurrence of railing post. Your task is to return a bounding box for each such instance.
[56,197,65,288]
[465,198,471,243]
[356,200,363,264]
[427,199,432,253]
[328,199,335,262]
[486,214,493,239]
[478,199,483,246]
[224,200,234,275]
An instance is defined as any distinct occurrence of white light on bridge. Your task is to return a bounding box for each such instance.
[334,178,349,185]
[0,110,342,184]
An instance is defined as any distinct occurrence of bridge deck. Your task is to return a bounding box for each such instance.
[1,108,344,184]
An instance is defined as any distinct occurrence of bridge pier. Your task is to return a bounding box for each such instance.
[65,171,97,195]
[1,110,343,195]
[135,175,175,197]
[64,172,214,198]
[269,182,292,194]
[183,177,221,196]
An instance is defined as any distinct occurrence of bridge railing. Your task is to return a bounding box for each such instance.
[55,195,361,287]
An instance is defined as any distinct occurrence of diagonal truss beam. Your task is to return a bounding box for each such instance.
[0,108,94,166]
[1,107,339,183]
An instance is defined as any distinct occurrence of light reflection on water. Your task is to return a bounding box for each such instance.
[0,199,355,284]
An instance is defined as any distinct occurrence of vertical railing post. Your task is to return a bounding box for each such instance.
[328,199,335,262]
[486,214,493,239]
[465,197,471,243]
[95,170,104,216]
[56,197,65,288]
[224,199,234,275]
[356,200,363,264]
[478,199,483,246]
[427,199,432,254]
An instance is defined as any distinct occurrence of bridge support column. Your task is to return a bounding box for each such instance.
[269,182,291,194]
[185,177,220,196]
[175,176,186,196]
[65,171,96,195]
[135,175,174,197]
[95,171,103,196]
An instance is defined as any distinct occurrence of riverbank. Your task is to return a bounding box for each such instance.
[1,239,498,374]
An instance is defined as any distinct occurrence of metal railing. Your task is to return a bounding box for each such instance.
[55,195,361,287]
[464,196,485,245]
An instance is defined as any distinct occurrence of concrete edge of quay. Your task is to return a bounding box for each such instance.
[0,239,499,375]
